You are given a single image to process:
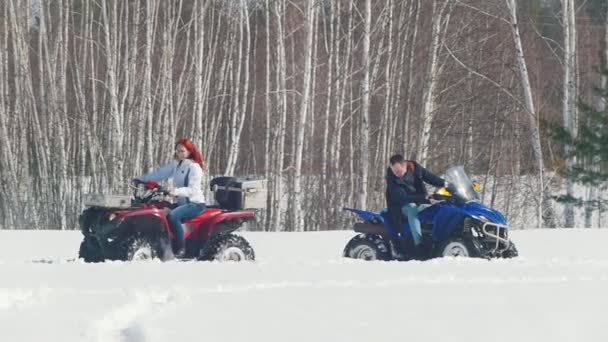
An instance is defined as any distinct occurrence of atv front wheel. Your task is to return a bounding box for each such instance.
[200,234,255,262]
[502,242,519,258]
[343,234,392,261]
[436,238,474,258]
[79,236,104,263]
[125,236,169,261]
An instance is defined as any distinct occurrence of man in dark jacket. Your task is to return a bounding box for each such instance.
[386,154,448,258]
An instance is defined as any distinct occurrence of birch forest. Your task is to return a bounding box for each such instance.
[0,0,607,231]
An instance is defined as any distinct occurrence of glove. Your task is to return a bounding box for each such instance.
[145,180,159,189]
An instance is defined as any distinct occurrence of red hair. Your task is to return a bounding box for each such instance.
[176,138,205,170]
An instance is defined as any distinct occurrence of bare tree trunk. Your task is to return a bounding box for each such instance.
[404,0,421,157]
[192,1,208,150]
[140,0,156,173]
[562,0,577,227]
[100,0,123,191]
[204,9,229,163]
[271,0,288,231]
[331,0,354,218]
[264,0,274,231]
[319,1,336,230]
[588,9,608,228]
[505,0,556,227]
[225,0,251,175]
[0,1,17,228]
[292,0,316,232]
[359,0,372,209]
[374,0,398,196]
[418,0,452,164]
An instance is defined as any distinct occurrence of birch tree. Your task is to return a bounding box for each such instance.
[292,0,316,232]
[418,0,453,164]
[269,0,289,231]
[99,0,123,191]
[225,0,251,175]
[359,0,372,209]
[561,0,578,227]
[1,0,606,231]
[505,0,556,227]
[587,5,608,228]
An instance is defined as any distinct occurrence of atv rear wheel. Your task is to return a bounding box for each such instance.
[436,238,474,258]
[200,234,255,262]
[79,236,104,263]
[343,234,392,261]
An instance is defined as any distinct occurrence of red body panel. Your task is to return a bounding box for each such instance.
[188,210,256,239]
[112,203,256,241]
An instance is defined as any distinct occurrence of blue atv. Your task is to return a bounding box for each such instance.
[343,166,518,261]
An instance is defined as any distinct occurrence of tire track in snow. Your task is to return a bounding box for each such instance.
[0,288,51,310]
[89,289,183,342]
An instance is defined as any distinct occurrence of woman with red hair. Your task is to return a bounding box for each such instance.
[135,138,206,258]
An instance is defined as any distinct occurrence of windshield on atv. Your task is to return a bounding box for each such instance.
[444,166,479,202]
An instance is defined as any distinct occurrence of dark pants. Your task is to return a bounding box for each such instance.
[167,202,205,251]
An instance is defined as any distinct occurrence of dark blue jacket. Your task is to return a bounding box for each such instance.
[385,161,445,228]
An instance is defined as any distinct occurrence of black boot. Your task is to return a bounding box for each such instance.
[172,240,186,258]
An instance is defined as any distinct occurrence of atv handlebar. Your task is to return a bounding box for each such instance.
[131,179,171,204]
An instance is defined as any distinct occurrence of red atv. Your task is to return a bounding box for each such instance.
[78,177,266,262]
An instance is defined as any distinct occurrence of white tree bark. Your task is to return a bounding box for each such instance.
[264,0,274,231]
[101,0,123,191]
[270,0,288,232]
[505,0,556,227]
[0,2,17,228]
[292,0,316,232]
[141,0,155,173]
[418,0,452,164]
[588,8,608,228]
[359,0,372,210]
[319,0,336,229]
[330,0,354,217]
[225,0,251,175]
[192,1,206,150]
[404,0,421,157]
[562,0,577,228]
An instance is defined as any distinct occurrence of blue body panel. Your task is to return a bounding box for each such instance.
[345,200,506,244]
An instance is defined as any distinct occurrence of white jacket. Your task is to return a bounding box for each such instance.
[138,159,205,204]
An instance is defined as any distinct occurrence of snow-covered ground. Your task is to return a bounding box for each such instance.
[1,229,607,342]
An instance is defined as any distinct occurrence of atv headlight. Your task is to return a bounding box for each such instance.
[436,187,451,196]
[472,215,489,223]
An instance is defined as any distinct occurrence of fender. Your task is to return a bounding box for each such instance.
[463,202,506,224]
[199,211,256,239]
[430,201,505,242]
[112,208,171,238]
[343,208,385,224]
[353,222,392,241]
[431,204,470,241]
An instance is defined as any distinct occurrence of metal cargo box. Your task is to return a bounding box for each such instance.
[83,193,132,208]
[240,179,267,210]
[210,177,267,210]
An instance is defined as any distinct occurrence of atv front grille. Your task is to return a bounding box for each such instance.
[481,223,510,253]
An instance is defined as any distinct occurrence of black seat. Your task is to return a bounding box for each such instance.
[209,176,243,210]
